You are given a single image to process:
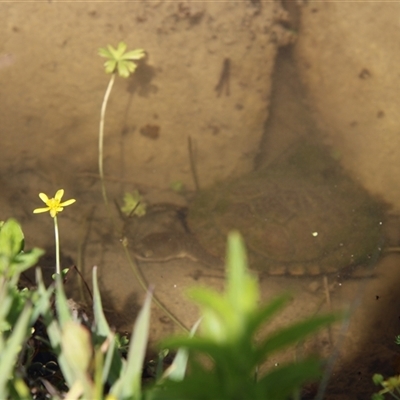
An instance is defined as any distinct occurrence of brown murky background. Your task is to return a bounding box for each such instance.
[2,2,400,399]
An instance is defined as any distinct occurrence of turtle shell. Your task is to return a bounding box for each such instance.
[187,144,384,276]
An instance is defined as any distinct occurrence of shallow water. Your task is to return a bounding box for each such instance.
[1,3,399,398]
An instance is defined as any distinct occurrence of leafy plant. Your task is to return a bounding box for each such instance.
[169,180,186,193]
[35,267,153,400]
[372,374,400,400]
[0,218,341,399]
[98,42,145,210]
[150,231,339,400]
[0,219,44,399]
[0,217,153,399]
[121,190,147,217]
[372,336,400,399]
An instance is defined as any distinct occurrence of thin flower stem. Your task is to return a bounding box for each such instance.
[54,215,60,275]
[99,73,116,209]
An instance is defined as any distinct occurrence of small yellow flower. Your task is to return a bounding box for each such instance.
[33,189,76,218]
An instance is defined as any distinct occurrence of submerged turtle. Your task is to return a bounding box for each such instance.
[184,143,384,276]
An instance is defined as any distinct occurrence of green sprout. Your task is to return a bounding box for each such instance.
[99,41,145,78]
[97,42,145,212]
[170,180,185,193]
[33,189,76,275]
[373,373,400,400]
[121,190,147,217]
[154,232,340,400]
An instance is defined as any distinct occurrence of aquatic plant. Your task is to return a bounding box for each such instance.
[372,336,400,399]
[121,190,147,217]
[0,217,340,399]
[33,189,75,275]
[372,374,400,400]
[0,219,43,398]
[149,231,340,400]
[0,217,152,399]
[98,42,145,210]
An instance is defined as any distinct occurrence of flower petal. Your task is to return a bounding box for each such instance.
[33,207,50,214]
[60,199,76,207]
[55,189,64,201]
[39,193,49,203]
[50,209,58,218]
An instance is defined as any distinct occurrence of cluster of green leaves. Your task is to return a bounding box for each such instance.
[98,41,145,78]
[372,374,400,400]
[36,268,153,400]
[147,232,339,400]
[372,336,400,400]
[121,190,147,218]
[0,219,153,399]
[0,219,44,398]
[1,219,340,399]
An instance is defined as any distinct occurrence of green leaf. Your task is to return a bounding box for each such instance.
[55,274,73,328]
[112,41,127,58]
[104,59,117,74]
[13,248,44,274]
[0,303,32,397]
[226,231,259,316]
[29,270,53,325]
[153,231,340,400]
[0,218,24,257]
[99,42,145,78]
[257,358,322,399]
[0,219,43,279]
[112,289,152,399]
[36,271,76,389]
[92,266,112,338]
[4,286,31,327]
[0,282,13,331]
[98,47,112,58]
[121,191,147,217]
[13,377,32,399]
[102,334,121,387]
[61,321,92,376]
[163,318,202,382]
[122,49,146,60]
[257,313,340,361]
[117,62,130,78]
[160,336,228,367]
[170,180,185,193]
[91,267,124,386]
[187,287,235,341]
[373,374,384,385]
[246,293,292,337]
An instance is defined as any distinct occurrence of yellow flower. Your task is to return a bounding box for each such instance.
[33,189,76,218]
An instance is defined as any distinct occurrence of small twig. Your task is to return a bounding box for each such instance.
[63,265,93,302]
[74,265,93,302]
[215,58,231,97]
[188,136,200,192]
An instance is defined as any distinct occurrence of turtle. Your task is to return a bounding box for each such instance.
[183,143,384,276]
